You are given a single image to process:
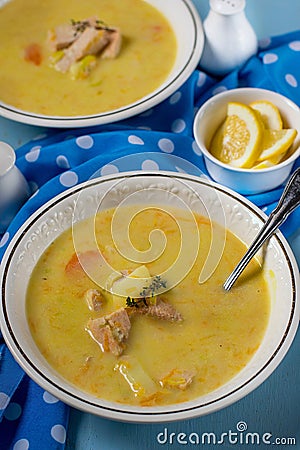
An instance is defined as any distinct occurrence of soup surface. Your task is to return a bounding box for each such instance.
[0,0,176,116]
[26,206,270,407]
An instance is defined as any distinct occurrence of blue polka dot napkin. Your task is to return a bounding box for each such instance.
[0,31,300,450]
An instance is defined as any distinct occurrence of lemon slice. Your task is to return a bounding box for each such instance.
[257,129,297,161]
[210,102,263,168]
[250,100,283,130]
[253,150,285,169]
[252,160,276,170]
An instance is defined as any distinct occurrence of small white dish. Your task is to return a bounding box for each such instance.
[193,88,300,195]
[0,141,30,233]
[0,0,204,128]
[0,171,298,422]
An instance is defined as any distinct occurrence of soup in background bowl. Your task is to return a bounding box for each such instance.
[0,0,204,128]
[0,172,298,422]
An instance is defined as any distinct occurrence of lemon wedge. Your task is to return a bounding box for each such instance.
[252,160,276,170]
[257,129,297,162]
[250,100,283,130]
[210,102,263,168]
[252,150,285,169]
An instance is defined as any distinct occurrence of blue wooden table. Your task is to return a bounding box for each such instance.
[1,1,299,448]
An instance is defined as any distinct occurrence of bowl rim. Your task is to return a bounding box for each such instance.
[0,171,299,422]
[0,0,204,128]
[193,87,300,173]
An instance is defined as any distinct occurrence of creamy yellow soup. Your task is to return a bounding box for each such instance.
[26,206,270,407]
[0,0,176,116]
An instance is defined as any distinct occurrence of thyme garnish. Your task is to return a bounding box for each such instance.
[125,275,167,309]
[70,19,114,38]
[71,19,91,37]
[126,296,148,308]
[140,275,167,298]
[95,19,113,31]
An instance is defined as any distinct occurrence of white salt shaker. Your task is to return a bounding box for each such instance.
[0,141,30,233]
[199,0,257,76]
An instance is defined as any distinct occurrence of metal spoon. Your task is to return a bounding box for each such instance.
[223,167,300,291]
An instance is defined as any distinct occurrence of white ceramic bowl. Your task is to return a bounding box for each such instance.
[0,171,299,422]
[0,0,203,128]
[193,88,300,195]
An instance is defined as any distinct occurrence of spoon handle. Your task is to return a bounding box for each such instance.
[223,167,300,291]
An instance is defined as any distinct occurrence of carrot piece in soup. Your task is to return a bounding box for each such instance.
[65,250,99,276]
[24,43,43,65]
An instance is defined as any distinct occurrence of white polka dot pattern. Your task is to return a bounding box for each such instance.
[171,118,186,133]
[43,391,59,404]
[51,424,67,444]
[56,155,70,169]
[100,164,120,176]
[197,72,207,87]
[59,171,78,187]
[139,108,153,117]
[212,86,227,96]
[192,140,202,156]
[263,53,278,64]
[285,73,298,88]
[0,392,10,410]
[128,135,145,145]
[25,148,41,162]
[76,135,94,149]
[4,402,22,421]
[289,41,300,51]
[0,232,9,248]
[259,37,272,49]
[141,159,160,171]
[169,91,182,105]
[13,439,29,450]
[158,138,174,153]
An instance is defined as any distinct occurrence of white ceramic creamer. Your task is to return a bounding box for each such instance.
[0,142,30,233]
[199,0,257,76]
